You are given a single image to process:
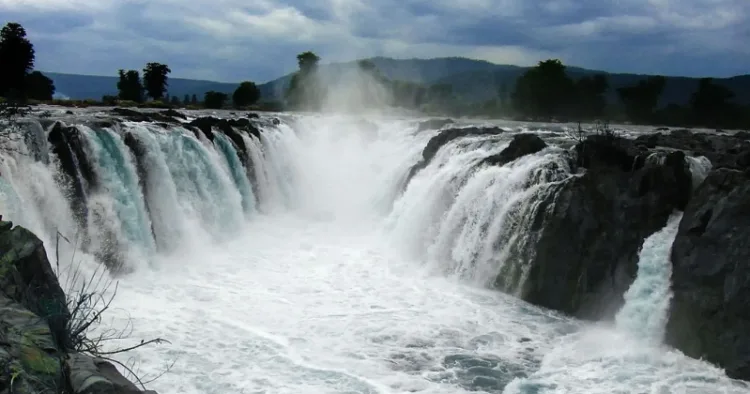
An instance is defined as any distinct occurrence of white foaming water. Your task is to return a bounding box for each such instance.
[0,113,748,394]
[616,212,683,343]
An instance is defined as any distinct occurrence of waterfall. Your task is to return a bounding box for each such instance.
[214,133,257,214]
[80,125,156,264]
[0,116,295,270]
[386,132,572,289]
[615,212,683,342]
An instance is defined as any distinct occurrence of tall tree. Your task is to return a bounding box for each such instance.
[689,78,736,128]
[617,76,666,124]
[0,22,35,98]
[511,59,574,120]
[233,81,261,107]
[170,95,180,106]
[183,94,190,105]
[117,69,143,102]
[204,91,228,109]
[25,71,55,100]
[142,62,171,101]
[572,74,609,119]
[297,51,320,73]
[191,94,198,105]
[285,51,325,110]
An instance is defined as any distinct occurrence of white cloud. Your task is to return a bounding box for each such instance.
[0,0,747,81]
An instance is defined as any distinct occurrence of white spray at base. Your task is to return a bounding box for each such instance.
[0,112,748,394]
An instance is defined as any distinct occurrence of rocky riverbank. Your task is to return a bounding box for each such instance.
[0,219,157,394]
[408,124,750,381]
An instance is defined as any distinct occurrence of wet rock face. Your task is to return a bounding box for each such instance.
[481,134,548,167]
[47,121,98,217]
[0,221,157,393]
[517,136,693,320]
[666,168,750,382]
[0,221,69,345]
[0,294,66,394]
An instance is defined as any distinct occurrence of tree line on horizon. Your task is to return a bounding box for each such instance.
[111,65,261,110]
[2,20,748,130]
[0,21,263,110]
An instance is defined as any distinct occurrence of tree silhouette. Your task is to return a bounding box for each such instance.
[191,94,198,105]
[285,51,325,110]
[512,59,574,120]
[117,69,143,102]
[297,51,320,73]
[0,22,35,99]
[572,74,609,119]
[617,76,666,124]
[183,94,190,105]
[689,78,736,128]
[204,91,227,109]
[142,62,171,101]
[26,71,55,100]
[232,81,261,107]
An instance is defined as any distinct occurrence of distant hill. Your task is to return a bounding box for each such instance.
[43,57,750,106]
[45,72,239,101]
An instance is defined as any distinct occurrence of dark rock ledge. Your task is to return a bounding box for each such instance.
[0,219,158,394]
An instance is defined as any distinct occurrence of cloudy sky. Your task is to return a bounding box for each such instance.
[1,0,748,83]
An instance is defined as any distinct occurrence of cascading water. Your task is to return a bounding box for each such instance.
[615,212,683,343]
[0,109,747,394]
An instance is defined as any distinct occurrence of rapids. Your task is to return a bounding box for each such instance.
[0,109,747,393]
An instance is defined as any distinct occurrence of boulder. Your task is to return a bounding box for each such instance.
[514,136,693,319]
[0,220,70,347]
[66,353,158,394]
[0,294,65,394]
[666,168,750,381]
[481,134,547,167]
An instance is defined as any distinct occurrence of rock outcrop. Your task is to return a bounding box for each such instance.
[0,220,157,393]
[481,134,547,167]
[666,168,750,381]
[516,135,693,319]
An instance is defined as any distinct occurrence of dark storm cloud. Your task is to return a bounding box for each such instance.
[0,0,747,81]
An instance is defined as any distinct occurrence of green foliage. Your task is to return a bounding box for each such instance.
[25,71,55,101]
[0,22,35,99]
[117,69,143,102]
[233,81,261,107]
[204,91,228,109]
[170,95,180,106]
[297,51,320,73]
[191,94,198,105]
[616,76,666,124]
[142,62,171,101]
[285,51,326,110]
[183,94,190,105]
